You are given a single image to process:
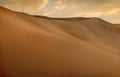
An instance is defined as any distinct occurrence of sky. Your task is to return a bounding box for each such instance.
[0,0,120,23]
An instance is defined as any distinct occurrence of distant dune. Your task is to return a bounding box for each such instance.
[1,6,120,77]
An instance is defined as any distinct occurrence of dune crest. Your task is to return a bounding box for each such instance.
[0,6,120,77]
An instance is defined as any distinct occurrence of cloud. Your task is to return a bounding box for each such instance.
[55,0,66,10]
[0,0,120,23]
[3,0,48,12]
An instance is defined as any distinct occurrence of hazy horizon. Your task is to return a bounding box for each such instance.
[0,0,120,23]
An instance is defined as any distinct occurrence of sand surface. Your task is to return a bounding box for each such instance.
[0,6,120,77]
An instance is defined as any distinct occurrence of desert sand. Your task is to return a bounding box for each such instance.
[0,6,120,77]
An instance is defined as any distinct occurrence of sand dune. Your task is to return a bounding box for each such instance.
[0,6,120,77]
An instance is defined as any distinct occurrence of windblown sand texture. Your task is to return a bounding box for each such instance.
[0,6,120,77]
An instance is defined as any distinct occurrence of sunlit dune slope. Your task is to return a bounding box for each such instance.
[1,6,120,77]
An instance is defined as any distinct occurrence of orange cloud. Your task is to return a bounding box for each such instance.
[55,0,66,10]
[4,0,48,12]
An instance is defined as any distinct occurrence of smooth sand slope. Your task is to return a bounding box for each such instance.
[0,6,120,77]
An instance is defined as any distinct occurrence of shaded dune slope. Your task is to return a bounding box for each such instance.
[0,6,120,77]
